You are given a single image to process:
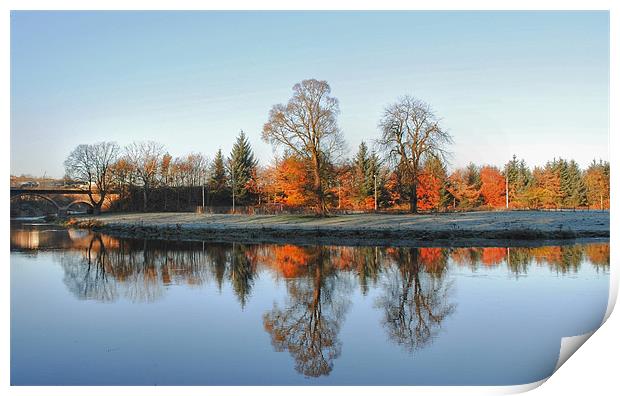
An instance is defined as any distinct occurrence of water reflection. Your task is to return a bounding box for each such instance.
[448,245,609,275]
[376,248,455,353]
[262,246,352,377]
[10,224,610,381]
[11,224,610,305]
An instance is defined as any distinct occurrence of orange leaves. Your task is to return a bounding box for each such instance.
[417,171,442,211]
[530,166,561,209]
[385,172,402,208]
[362,196,376,211]
[447,169,480,207]
[272,245,312,278]
[585,243,610,266]
[584,162,610,209]
[269,156,316,207]
[481,247,507,266]
[479,166,506,208]
[418,248,446,273]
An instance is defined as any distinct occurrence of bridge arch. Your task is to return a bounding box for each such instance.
[10,193,61,211]
[65,200,94,212]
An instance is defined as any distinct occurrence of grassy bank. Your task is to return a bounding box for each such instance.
[64,211,610,247]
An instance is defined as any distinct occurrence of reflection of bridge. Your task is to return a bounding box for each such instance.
[10,188,95,216]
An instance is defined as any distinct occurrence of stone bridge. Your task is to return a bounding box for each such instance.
[10,188,97,216]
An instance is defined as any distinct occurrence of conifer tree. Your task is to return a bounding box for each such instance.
[351,142,387,208]
[353,142,370,199]
[228,131,259,205]
[505,155,532,207]
[209,149,229,205]
[367,151,388,208]
[564,160,587,208]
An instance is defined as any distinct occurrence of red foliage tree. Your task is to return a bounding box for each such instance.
[416,171,442,211]
[479,166,506,208]
[274,156,315,207]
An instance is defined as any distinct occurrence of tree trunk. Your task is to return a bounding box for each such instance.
[93,192,106,215]
[312,154,326,216]
[143,188,148,212]
[409,180,418,214]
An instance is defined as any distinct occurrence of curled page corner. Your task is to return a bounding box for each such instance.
[506,378,548,394]
[554,331,595,373]
[603,276,618,323]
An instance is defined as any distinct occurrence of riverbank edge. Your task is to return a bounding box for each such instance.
[63,217,610,248]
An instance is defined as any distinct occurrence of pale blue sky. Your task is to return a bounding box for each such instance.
[11,11,609,178]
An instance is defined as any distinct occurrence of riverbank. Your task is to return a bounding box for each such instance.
[65,210,610,247]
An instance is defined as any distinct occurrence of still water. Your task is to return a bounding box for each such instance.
[10,223,610,385]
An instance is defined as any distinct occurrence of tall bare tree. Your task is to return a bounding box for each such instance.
[262,79,344,215]
[378,96,452,213]
[125,141,165,211]
[64,141,120,214]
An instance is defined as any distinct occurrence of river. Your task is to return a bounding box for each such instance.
[10,222,610,385]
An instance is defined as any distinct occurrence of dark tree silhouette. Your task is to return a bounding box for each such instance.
[64,141,120,213]
[228,243,257,308]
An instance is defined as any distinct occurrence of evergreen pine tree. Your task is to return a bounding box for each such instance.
[505,155,531,206]
[353,142,371,201]
[555,158,571,206]
[565,160,587,208]
[209,149,229,205]
[366,151,387,207]
[227,131,258,205]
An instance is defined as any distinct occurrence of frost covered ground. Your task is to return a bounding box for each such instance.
[73,210,610,247]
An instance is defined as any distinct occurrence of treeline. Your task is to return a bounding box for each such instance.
[63,78,610,214]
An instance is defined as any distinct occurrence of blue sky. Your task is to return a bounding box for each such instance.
[11,11,609,178]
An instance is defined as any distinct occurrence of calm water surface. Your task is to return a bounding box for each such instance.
[10,223,610,385]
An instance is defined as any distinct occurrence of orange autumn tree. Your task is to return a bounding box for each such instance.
[416,157,446,211]
[479,165,506,208]
[583,160,610,210]
[273,155,315,207]
[332,164,356,210]
[528,165,561,209]
[384,171,403,208]
[446,166,481,209]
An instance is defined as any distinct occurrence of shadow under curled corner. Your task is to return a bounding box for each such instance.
[526,276,618,392]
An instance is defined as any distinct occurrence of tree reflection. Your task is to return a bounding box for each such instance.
[263,246,351,377]
[376,248,455,353]
[585,243,610,270]
[229,243,257,308]
[353,246,382,295]
[61,234,119,301]
[16,222,608,379]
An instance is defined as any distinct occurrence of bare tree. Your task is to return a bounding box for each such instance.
[64,141,120,214]
[262,79,344,215]
[378,96,452,213]
[125,141,165,211]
